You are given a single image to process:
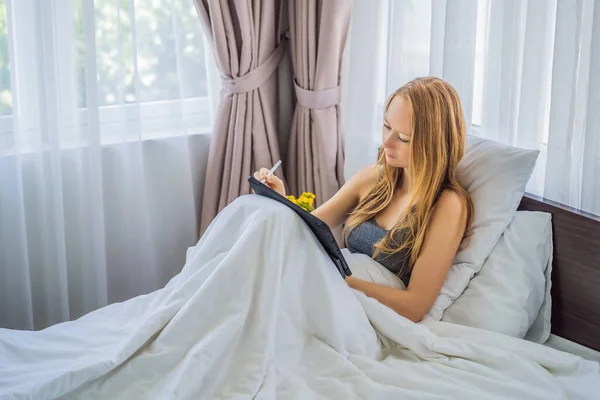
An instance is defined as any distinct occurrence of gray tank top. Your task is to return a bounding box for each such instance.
[345,219,412,286]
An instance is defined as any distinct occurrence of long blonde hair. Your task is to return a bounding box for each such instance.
[343,77,473,277]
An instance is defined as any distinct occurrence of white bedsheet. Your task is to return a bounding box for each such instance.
[1,195,598,399]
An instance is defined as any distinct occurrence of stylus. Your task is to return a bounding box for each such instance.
[260,160,282,183]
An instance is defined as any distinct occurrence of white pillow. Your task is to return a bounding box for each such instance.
[441,211,553,341]
[427,135,539,320]
[525,222,554,344]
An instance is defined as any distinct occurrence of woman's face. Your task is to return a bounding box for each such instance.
[382,95,412,169]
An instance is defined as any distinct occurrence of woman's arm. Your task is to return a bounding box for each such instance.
[311,165,379,231]
[346,190,467,322]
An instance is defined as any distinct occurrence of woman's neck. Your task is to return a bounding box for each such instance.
[399,168,411,193]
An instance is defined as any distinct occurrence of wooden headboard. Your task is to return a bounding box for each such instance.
[518,194,600,351]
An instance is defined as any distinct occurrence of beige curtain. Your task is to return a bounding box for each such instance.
[286,0,351,243]
[195,0,287,235]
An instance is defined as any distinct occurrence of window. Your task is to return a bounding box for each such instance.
[472,0,490,127]
[0,0,10,117]
[0,0,13,137]
[1,0,213,150]
[74,0,208,108]
[384,0,490,128]
[386,0,432,96]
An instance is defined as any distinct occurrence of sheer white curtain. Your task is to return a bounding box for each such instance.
[0,0,219,330]
[344,0,600,216]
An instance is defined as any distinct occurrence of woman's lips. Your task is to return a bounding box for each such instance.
[385,152,395,159]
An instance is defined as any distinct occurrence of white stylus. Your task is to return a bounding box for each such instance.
[260,160,282,183]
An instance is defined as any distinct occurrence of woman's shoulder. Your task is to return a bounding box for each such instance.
[434,189,468,222]
[348,164,380,197]
[350,164,380,184]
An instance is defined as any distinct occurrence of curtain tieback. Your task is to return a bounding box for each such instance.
[294,81,341,109]
[220,40,287,94]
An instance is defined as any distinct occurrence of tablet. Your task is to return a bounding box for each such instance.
[248,176,351,278]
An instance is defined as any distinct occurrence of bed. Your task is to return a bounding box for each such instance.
[1,138,599,399]
[518,193,600,354]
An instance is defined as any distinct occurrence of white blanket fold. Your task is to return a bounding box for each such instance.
[1,195,598,399]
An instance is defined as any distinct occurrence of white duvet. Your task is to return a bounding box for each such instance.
[1,195,598,399]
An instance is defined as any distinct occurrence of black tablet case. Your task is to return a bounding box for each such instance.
[248,176,351,278]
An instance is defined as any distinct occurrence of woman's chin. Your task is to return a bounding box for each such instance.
[385,156,402,168]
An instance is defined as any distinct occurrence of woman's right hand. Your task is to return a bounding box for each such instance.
[253,168,286,197]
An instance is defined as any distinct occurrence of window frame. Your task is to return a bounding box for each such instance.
[1,0,214,144]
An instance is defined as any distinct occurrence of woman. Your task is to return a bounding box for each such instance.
[0,77,474,399]
[255,76,473,323]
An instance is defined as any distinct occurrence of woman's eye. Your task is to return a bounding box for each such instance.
[398,136,409,143]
